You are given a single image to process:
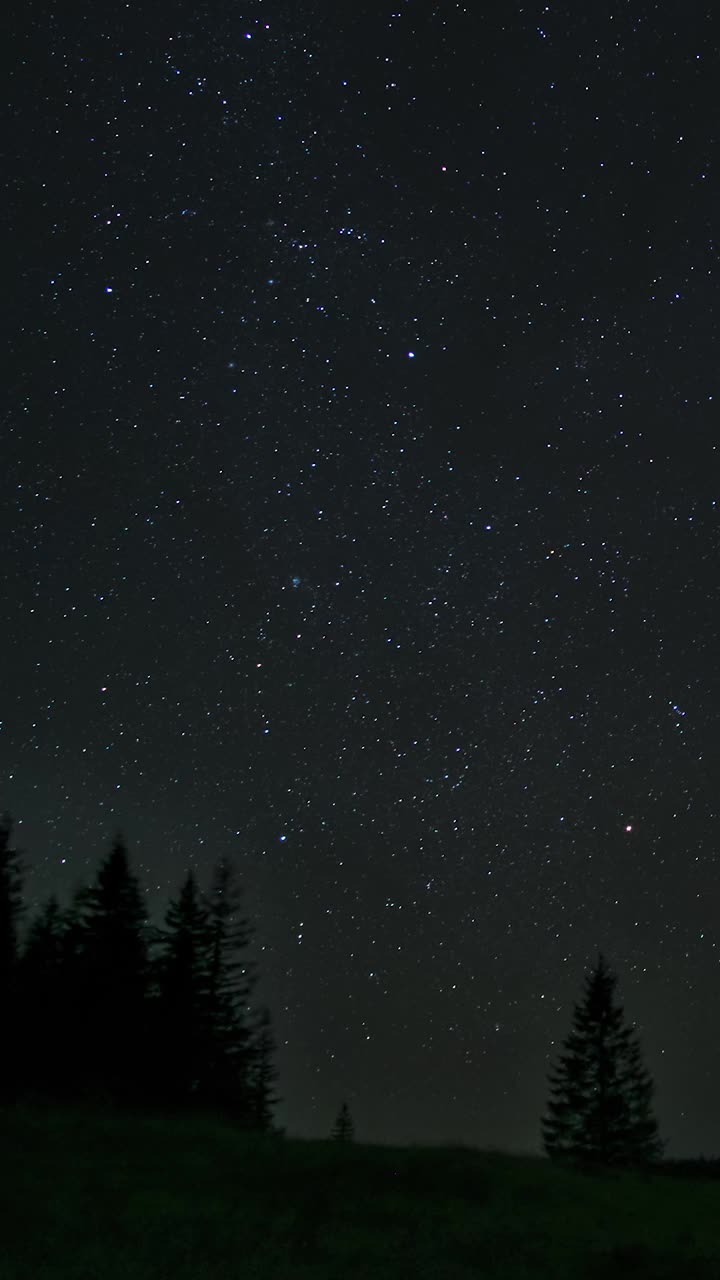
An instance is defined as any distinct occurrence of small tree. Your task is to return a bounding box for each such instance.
[332,1100,355,1143]
[542,952,664,1169]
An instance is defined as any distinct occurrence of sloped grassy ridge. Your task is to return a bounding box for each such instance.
[0,1102,718,1279]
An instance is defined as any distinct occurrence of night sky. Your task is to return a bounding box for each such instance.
[4,2,720,1158]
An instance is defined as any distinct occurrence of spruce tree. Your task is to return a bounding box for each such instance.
[56,884,98,1099]
[0,813,25,1099]
[542,952,663,1168]
[75,834,151,1103]
[0,814,24,984]
[15,895,66,1099]
[202,857,258,1122]
[332,1100,355,1143]
[248,1005,282,1133]
[151,870,214,1107]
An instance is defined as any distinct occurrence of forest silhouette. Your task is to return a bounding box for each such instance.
[5,812,720,1277]
[0,810,698,1172]
[0,813,280,1128]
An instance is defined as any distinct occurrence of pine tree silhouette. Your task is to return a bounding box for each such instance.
[0,814,23,980]
[15,895,66,1099]
[74,833,151,1104]
[201,857,259,1123]
[54,884,99,1100]
[0,813,25,1099]
[150,869,215,1107]
[248,1005,282,1133]
[332,1100,355,1143]
[542,952,664,1169]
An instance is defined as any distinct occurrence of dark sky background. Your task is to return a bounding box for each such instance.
[4,1,719,1158]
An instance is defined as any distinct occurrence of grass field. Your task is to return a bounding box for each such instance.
[1,1101,719,1278]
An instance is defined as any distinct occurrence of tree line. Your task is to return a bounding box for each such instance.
[0,814,281,1129]
[0,812,665,1167]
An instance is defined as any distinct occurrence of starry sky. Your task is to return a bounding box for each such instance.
[4,1,720,1158]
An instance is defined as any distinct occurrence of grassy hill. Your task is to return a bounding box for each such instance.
[1,1102,719,1278]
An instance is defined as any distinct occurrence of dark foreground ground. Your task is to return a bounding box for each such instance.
[1,1102,719,1278]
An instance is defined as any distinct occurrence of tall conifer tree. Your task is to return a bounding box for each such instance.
[0,813,25,1099]
[248,1005,282,1133]
[202,856,258,1121]
[151,870,214,1106]
[0,814,23,986]
[75,834,150,1102]
[55,884,98,1098]
[542,952,663,1168]
[15,895,66,1098]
